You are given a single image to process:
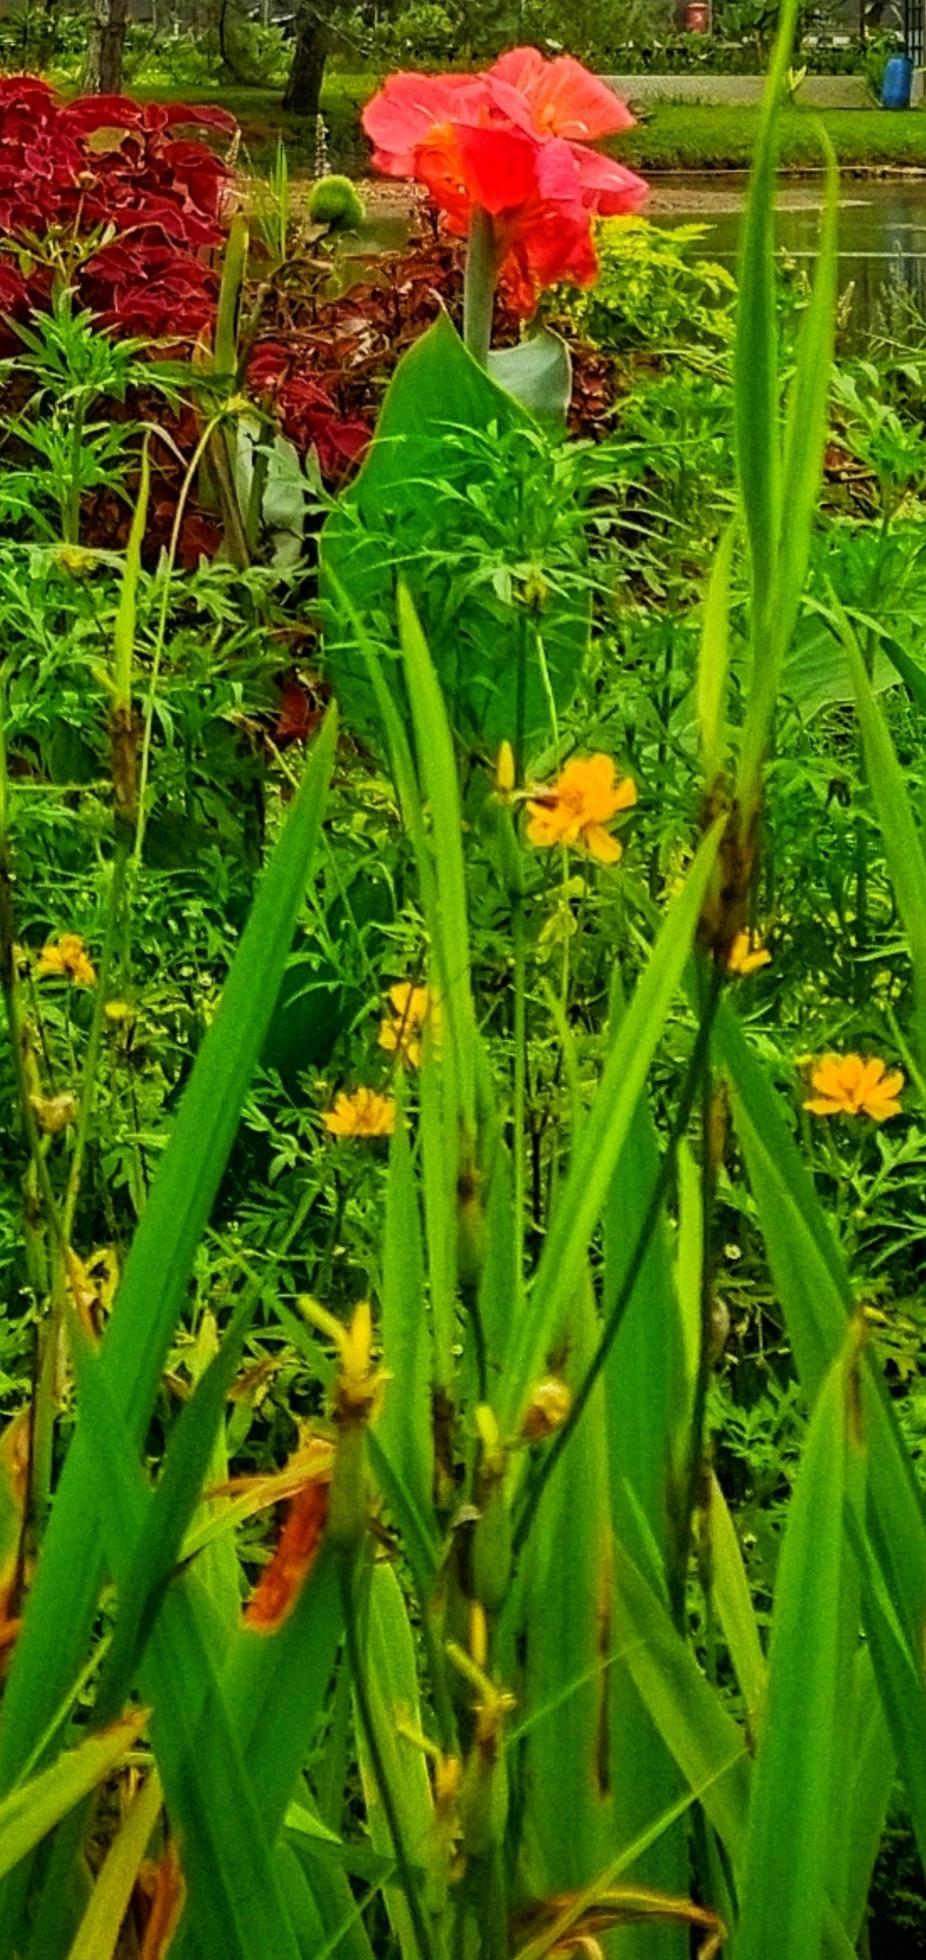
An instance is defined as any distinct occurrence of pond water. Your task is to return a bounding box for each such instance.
[652,172,926,335]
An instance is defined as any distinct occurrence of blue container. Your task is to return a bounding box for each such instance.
[882,54,913,110]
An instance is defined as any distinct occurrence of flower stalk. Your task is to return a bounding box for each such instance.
[463,207,498,368]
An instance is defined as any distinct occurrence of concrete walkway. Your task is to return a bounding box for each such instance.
[604,73,877,106]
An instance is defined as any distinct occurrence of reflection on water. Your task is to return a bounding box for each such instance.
[655,174,926,335]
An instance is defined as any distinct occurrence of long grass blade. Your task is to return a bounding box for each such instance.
[0,1711,147,1886]
[499,820,723,1435]
[735,1321,865,1960]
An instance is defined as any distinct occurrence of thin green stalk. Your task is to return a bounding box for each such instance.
[512,963,724,1561]
[671,970,719,1624]
[65,400,85,546]
[463,208,497,368]
[338,1560,436,1960]
[512,889,527,1270]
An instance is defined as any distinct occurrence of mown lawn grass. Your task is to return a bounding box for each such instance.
[622,101,926,171]
[130,76,926,177]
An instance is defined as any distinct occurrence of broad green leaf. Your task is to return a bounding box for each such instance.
[736,29,836,814]
[841,1646,895,1943]
[733,0,794,634]
[225,1547,343,1840]
[499,819,724,1435]
[0,1710,147,1886]
[774,134,839,665]
[397,581,478,1137]
[487,328,572,428]
[94,1286,258,1726]
[184,1313,242,1641]
[736,1322,865,1960]
[782,628,899,719]
[321,311,589,747]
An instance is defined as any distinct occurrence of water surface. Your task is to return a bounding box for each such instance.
[653,173,926,332]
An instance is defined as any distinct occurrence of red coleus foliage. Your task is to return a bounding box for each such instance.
[0,74,234,343]
[362,49,648,315]
[246,340,371,486]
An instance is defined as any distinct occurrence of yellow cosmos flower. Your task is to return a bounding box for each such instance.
[378,981,441,1069]
[526,753,636,865]
[726,931,772,977]
[35,933,96,987]
[323,1086,396,1138]
[804,1053,904,1122]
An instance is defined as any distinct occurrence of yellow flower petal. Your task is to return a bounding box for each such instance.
[323,1087,395,1138]
[584,823,622,865]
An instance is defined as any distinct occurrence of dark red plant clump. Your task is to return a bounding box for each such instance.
[247,224,620,453]
[0,74,235,346]
[246,339,371,487]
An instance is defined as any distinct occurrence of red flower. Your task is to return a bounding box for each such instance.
[362,50,647,317]
[487,47,634,141]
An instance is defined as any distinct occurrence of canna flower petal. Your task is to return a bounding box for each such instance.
[361,53,647,319]
[568,142,649,216]
[488,48,635,140]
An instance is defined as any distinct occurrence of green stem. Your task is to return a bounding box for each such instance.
[512,890,527,1271]
[463,208,498,368]
[65,398,85,545]
[671,970,718,1625]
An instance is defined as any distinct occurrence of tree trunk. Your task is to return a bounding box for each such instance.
[83,0,129,94]
[282,6,330,119]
